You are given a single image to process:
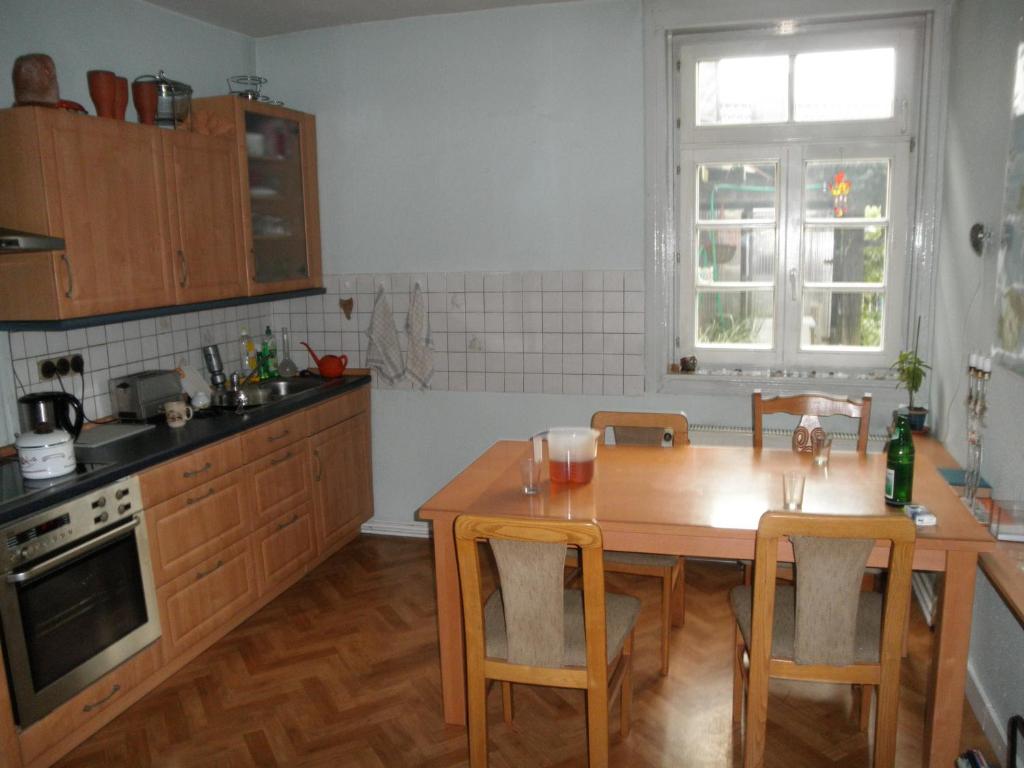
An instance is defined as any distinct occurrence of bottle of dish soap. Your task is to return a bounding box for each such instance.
[261,326,279,379]
[239,327,258,380]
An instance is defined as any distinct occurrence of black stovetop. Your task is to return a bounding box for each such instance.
[0,459,114,511]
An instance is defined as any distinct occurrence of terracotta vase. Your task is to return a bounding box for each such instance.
[87,70,116,118]
[132,81,158,125]
[113,76,128,120]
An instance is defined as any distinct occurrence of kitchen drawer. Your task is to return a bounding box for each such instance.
[140,437,243,507]
[156,539,257,661]
[18,640,162,767]
[147,467,252,585]
[308,386,369,434]
[251,441,311,529]
[253,501,315,597]
[241,409,308,463]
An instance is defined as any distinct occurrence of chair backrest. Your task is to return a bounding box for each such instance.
[750,511,914,668]
[591,411,690,447]
[454,515,608,674]
[751,390,872,454]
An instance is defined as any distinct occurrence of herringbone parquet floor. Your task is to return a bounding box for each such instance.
[54,536,997,767]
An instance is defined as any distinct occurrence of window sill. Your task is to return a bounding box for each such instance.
[655,366,901,397]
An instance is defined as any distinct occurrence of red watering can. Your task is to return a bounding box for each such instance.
[301,342,348,378]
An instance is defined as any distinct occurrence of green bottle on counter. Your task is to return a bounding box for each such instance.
[885,414,915,506]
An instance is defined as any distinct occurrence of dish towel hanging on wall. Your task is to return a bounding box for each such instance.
[405,282,433,388]
[366,285,404,384]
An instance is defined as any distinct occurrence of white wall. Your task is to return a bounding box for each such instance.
[933,0,1024,756]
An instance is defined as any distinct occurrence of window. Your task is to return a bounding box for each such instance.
[671,20,923,371]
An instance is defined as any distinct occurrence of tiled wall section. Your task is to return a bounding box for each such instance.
[287,270,645,396]
[6,269,645,421]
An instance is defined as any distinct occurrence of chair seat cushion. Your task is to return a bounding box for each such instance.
[729,584,883,664]
[565,550,680,569]
[484,588,640,667]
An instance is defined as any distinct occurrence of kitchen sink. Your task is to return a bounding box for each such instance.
[212,376,326,410]
[263,378,325,397]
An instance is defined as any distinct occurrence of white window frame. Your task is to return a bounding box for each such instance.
[643,5,949,397]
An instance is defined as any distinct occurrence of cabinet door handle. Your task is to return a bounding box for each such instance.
[61,253,74,298]
[196,559,224,581]
[178,249,188,287]
[267,429,290,443]
[186,487,216,506]
[82,684,121,713]
[313,447,322,481]
[276,513,300,531]
[183,462,213,478]
[270,450,294,466]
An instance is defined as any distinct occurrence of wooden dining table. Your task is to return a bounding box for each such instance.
[418,440,995,768]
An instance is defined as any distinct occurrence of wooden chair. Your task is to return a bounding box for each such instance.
[455,514,638,768]
[587,410,689,676]
[751,390,872,454]
[730,511,915,768]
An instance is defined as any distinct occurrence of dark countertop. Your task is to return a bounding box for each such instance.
[0,374,371,526]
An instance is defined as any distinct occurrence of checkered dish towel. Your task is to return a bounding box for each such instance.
[405,282,433,388]
[366,286,404,384]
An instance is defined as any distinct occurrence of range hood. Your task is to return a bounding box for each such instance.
[0,227,65,254]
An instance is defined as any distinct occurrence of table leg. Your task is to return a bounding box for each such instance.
[923,549,978,768]
[432,516,467,725]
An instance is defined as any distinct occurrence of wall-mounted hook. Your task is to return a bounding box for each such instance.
[969,222,990,256]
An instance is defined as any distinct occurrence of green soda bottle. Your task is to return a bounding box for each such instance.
[885,414,915,506]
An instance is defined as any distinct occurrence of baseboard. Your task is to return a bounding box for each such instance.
[966,659,1016,766]
[360,519,431,539]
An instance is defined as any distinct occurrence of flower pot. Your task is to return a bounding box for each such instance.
[114,76,128,120]
[132,80,158,125]
[906,407,928,432]
[87,70,117,118]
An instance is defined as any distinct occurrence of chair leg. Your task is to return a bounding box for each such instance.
[660,568,672,675]
[857,684,872,732]
[732,624,745,724]
[743,649,769,768]
[620,631,634,738]
[501,682,513,725]
[467,671,489,768]
[873,662,901,768]
[671,559,686,628]
[585,682,610,768]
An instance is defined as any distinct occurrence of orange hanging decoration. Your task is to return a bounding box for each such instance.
[829,170,851,217]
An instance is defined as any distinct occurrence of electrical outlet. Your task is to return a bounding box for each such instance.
[37,352,84,382]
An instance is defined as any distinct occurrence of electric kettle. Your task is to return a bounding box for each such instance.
[17,392,85,439]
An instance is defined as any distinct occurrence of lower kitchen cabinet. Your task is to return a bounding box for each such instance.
[156,539,258,661]
[310,410,373,556]
[251,442,312,529]
[253,501,316,596]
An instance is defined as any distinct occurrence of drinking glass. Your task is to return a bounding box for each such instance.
[812,433,833,467]
[783,472,806,510]
[520,458,541,495]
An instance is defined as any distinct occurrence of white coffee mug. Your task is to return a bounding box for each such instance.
[165,400,193,428]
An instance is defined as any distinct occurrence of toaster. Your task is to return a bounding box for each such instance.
[108,370,182,422]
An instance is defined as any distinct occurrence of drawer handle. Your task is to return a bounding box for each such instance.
[196,559,224,581]
[270,450,294,466]
[186,488,216,506]
[61,253,74,298]
[267,429,291,443]
[82,684,121,712]
[313,447,322,482]
[183,462,213,478]
[178,249,188,287]
[277,514,300,531]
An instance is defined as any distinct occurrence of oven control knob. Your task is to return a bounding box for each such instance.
[95,511,109,524]
[94,497,107,508]
[18,548,28,560]
[115,488,129,500]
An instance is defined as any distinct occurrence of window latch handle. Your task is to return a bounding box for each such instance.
[788,267,798,298]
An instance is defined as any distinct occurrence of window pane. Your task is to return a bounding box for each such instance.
[793,48,895,122]
[804,160,890,219]
[697,56,789,125]
[801,290,883,348]
[696,290,774,346]
[803,226,887,284]
[697,227,776,283]
[698,163,777,221]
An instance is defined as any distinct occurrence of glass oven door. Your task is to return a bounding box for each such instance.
[0,514,161,726]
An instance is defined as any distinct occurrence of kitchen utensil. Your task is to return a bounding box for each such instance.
[108,370,182,422]
[12,53,59,106]
[131,79,157,124]
[278,328,298,378]
[134,70,191,128]
[227,74,283,105]
[811,433,832,467]
[17,392,84,439]
[202,344,227,388]
[783,471,806,510]
[87,70,116,118]
[164,401,192,428]
[545,427,600,485]
[519,457,541,494]
[15,424,76,479]
[300,342,348,378]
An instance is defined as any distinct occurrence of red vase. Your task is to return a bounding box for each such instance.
[87,70,116,118]
[132,81,158,125]
[114,76,128,120]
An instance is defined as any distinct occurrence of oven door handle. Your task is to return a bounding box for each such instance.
[5,516,142,585]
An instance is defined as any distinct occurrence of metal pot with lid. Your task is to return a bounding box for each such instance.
[133,70,191,128]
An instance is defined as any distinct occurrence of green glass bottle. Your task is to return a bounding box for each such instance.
[885,414,915,506]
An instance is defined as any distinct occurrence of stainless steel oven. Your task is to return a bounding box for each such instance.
[0,476,161,726]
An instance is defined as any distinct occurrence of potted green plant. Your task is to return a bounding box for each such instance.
[891,320,930,431]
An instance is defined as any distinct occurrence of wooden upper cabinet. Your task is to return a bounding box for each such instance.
[162,130,247,303]
[0,108,175,319]
[192,97,322,296]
